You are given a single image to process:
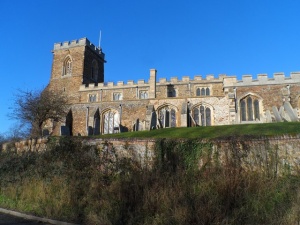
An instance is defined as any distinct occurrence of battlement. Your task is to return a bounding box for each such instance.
[79,74,225,91]
[53,37,105,58]
[157,74,224,84]
[79,71,300,91]
[233,72,300,86]
[79,79,150,91]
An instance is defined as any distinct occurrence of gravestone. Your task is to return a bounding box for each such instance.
[284,102,298,121]
[272,106,282,122]
[265,110,272,122]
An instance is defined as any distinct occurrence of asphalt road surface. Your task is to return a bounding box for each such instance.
[0,212,51,224]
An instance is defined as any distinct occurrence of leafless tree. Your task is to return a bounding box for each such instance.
[9,88,69,137]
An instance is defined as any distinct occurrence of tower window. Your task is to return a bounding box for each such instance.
[63,57,72,76]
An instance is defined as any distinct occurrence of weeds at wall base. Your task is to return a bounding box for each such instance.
[0,137,300,224]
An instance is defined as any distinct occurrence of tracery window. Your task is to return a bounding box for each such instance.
[158,106,176,128]
[139,91,148,99]
[102,110,120,134]
[91,60,98,80]
[240,96,260,121]
[113,92,123,101]
[63,57,72,76]
[192,105,211,126]
[196,87,210,96]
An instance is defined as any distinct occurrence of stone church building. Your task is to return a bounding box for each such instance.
[46,37,300,136]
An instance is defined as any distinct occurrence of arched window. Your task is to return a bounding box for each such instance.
[102,110,120,134]
[240,100,246,121]
[206,88,210,96]
[254,100,260,120]
[91,60,98,80]
[205,108,211,126]
[240,95,261,121]
[158,106,176,128]
[196,88,201,96]
[192,105,212,126]
[201,88,206,96]
[247,97,253,121]
[63,57,72,76]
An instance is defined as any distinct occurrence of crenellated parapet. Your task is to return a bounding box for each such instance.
[79,79,150,91]
[53,37,105,59]
[79,71,300,92]
[157,74,224,85]
[232,72,300,87]
[79,74,227,91]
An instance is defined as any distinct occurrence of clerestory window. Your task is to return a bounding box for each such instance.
[139,91,148,99]
[196,87,210,96]
[113,93,123,101]
[89,94,97,102]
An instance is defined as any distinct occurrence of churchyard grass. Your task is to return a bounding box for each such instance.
[100,122,300,139]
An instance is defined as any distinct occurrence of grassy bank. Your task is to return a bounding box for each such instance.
[1,137,300,224]
[100,122,300,139]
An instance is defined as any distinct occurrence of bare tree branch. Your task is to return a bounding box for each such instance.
[9,88,69,137]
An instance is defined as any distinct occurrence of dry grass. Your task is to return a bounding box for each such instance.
[0,137,300,224]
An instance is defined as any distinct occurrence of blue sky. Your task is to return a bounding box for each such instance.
[1,0,300,134]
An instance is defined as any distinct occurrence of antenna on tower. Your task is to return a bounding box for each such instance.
[98,30,102,49]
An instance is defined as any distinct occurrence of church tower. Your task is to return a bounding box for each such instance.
[48,37,106,103]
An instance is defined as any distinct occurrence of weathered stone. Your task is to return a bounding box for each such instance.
[43,37,300,136]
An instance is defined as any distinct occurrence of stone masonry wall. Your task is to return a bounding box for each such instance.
[6,136,300,174]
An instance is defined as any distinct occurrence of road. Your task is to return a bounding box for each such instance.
[0,212,51,224]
